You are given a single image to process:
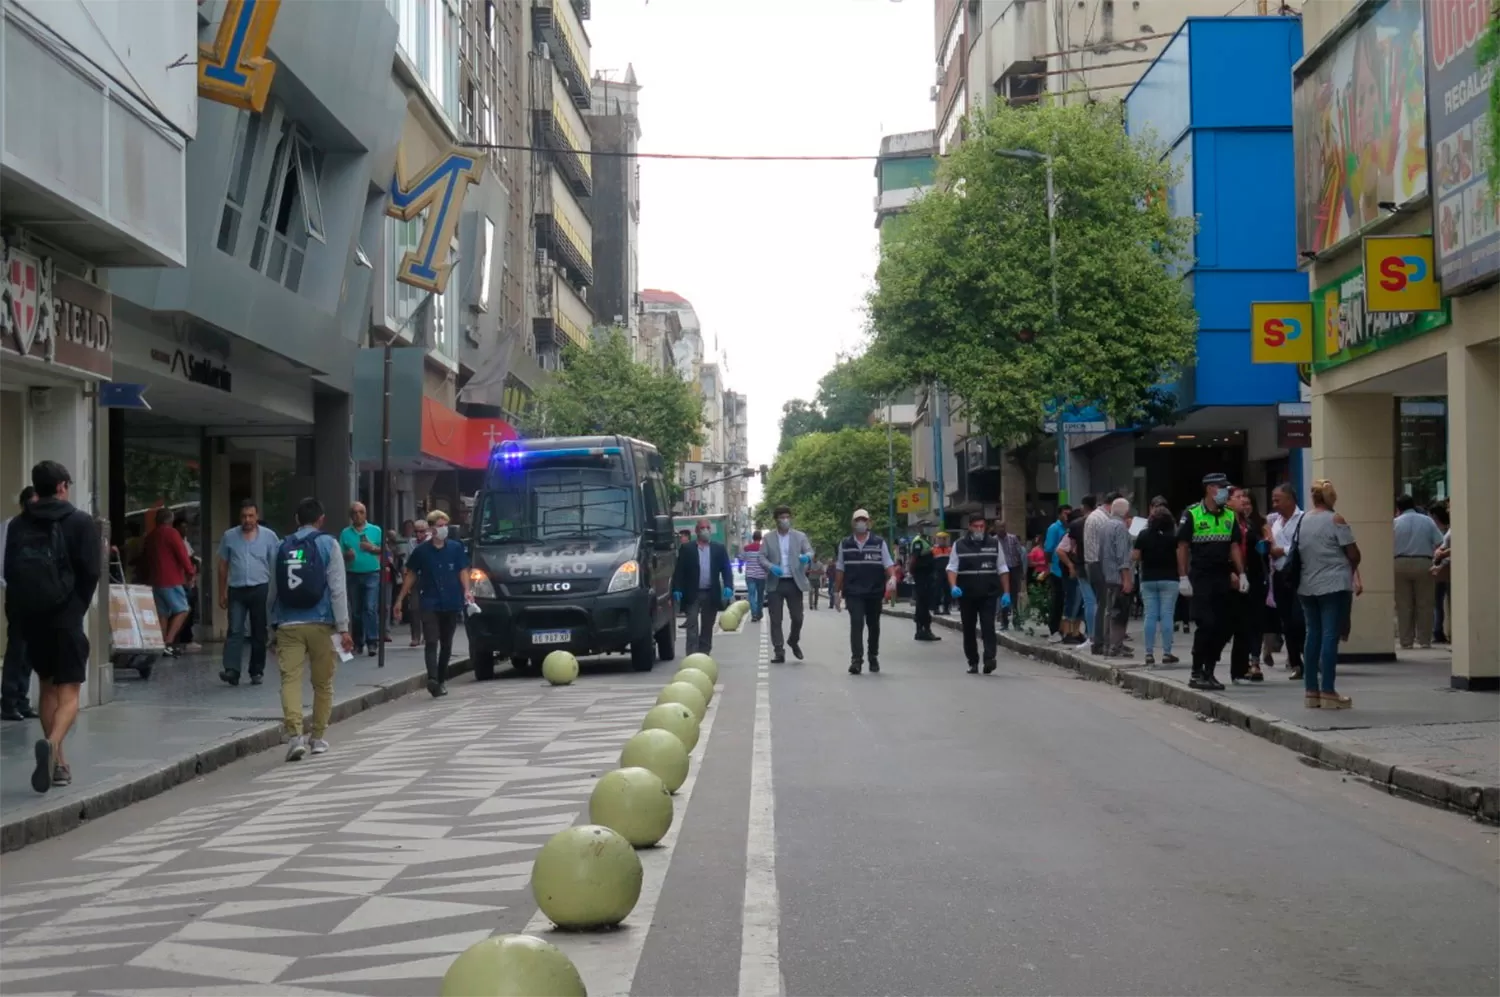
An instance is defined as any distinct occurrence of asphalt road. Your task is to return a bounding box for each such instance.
[2,606,1496,997]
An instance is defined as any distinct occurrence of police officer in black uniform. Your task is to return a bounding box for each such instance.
[908,524,940,642]
[946,512,1013,674]
[835,508,896,675]
[1175,472,1247,691]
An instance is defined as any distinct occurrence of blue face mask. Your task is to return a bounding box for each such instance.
[1214,487,1229,505]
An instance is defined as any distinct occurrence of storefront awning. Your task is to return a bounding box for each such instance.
[420,397,517,469]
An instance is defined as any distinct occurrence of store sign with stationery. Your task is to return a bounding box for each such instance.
[1311,265,1451,372]
[0,240,113,378]
[198,0,282,112]
[1249,301,1314,364]
[1362,234,1443,313]
[388,142,482,293]
[1424,0,1500,292]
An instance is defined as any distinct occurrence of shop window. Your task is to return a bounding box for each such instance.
[249,121,327,292]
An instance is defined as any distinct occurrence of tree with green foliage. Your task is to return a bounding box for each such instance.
[1480,2,1500,196]
[865,100,1197,501]
[775,356,884,453]
[520,330,705,487]
[757,427,912,556]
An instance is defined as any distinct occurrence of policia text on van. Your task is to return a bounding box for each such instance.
[463,437,678,678]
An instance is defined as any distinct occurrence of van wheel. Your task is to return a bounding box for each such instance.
[472,649,496,682]
[630,636,656,672]
[655,622,675,662]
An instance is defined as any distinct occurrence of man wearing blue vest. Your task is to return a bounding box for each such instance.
[1175,472,1247,691]
[946,511,1013,674]
[273,497,352,762]
[835,508,896,675]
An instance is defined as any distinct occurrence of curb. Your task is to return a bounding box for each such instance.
[0,657,474,854]
[889,607,1498,823]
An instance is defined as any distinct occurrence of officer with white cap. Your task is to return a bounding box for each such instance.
[834,509,896,674]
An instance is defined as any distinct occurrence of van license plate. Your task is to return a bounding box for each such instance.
[531,630,571,645]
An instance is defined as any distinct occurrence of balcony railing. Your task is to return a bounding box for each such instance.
[532,0,590,108]
[535,102,592,196]
[535,210,593,287]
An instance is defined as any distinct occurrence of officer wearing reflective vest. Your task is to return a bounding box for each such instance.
[835,509,896,675]
[1175,472,1247,691]
[945,511,1013,674]
[908,526,941,642]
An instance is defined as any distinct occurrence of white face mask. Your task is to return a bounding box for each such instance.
[853,521,869,535]
[971,529,986,540]
[433,525,449,541]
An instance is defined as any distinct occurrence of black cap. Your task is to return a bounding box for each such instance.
[1203,472,1230,487]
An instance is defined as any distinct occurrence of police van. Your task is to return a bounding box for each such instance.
[465,436,678,679]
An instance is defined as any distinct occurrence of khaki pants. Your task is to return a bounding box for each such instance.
[1393,557,1435,649]
[276,623,338,737]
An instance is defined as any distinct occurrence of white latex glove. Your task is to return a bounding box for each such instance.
[885,576,897,595]
[1178,576,1193,598]
[1238,572,1250,595]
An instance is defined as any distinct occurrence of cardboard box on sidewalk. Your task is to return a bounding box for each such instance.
[109,585,165,651]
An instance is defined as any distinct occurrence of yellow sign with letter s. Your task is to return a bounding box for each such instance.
[1362,234,1442,314]
[1249,301,1314,364]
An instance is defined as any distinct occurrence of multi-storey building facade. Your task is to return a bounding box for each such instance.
[3,0,198,704]
[584,67,643,338]
[528,0,595,369]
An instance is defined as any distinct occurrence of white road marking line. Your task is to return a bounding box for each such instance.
[522,695,720,997]
[739,640,782,997]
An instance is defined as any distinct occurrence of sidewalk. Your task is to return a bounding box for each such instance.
[0,632,469,852]
[890,604,1499,822]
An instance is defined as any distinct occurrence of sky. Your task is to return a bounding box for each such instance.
[586,0,935,501]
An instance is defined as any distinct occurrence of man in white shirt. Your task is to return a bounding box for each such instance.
[1266,482,1306,678]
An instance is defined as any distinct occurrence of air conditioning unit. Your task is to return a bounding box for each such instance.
[537,42,551,62]
[929,84,940,102]
[535,248,550,267]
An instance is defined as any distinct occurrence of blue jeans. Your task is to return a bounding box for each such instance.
[349,572,381,648]
[1079,572,1098,639]
[1300,590,1351,693]
[746,577,765,618]
[222,584,269,677]
[1141,579,1179,655]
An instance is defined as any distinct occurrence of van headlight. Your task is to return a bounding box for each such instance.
[467,568,496,599]
[607,560,639,593]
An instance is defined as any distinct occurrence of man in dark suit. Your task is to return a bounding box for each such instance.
[672,517,734,655]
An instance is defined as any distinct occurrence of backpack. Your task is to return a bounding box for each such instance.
[6,516,75,615]
[276,531,328,610]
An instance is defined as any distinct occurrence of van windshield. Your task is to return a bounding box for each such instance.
[479,461,638,543]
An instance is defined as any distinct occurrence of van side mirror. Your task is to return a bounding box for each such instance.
[652,514,674,549]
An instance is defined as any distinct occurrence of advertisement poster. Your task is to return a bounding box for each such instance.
[1293,0,1429,256]
[1311,266,1451,373]
[1425,0,1500,291]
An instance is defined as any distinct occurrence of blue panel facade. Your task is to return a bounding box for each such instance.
[1126,17,1305,414]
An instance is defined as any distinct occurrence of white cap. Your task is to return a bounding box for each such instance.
[852,508,871,522]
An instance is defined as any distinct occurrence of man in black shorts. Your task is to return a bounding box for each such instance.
[2,461,101,792]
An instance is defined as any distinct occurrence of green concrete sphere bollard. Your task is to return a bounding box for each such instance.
[657,681,707,721]
[541,651,579,686]
[681,652,718,684]
[588,767,674,848]
[531,824,643,930]
[719,609,742,632]
[440,934,586,997]
[641,702,701,752]
[619,728,690,793]
[673,666,714,705]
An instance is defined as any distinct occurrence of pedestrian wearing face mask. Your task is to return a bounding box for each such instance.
[674,518,735,656]
[836,509,897,674]
[394,510,472,697]
[756,506,813,663]
[1175,472,1247,690]
[946,512,1013,674]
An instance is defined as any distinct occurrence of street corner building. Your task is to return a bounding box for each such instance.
[1290,0,1498,690]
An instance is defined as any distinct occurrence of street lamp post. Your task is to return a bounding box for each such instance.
[996,147,1065,504]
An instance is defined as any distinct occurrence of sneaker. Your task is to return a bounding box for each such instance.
[250,674,264,686]
[1162,654,1180,665]
[219,669,240,686]
[1144,654,1156,666]
[309,738,330,755]
[967,663,979,674]
[31,739,53,793]
[285,736,308,762]
[52,763,72,786]
[1047,633,1065,644]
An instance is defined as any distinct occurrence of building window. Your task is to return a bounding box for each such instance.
[248,120,326,292]
[217,111,266,255]
[477,216,495,312]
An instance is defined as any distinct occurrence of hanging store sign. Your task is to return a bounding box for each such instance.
[1362,234,1443,313]
[0,241,113,378]
[1311,265,1451,373]
[198,0,282,113]
[388,144,482,294]
[896,488,930,515]
[1424,0,1500,292]
[1249,301,1314,364]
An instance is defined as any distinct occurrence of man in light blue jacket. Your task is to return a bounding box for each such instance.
[757,505,813,663]
[272,497,352,762]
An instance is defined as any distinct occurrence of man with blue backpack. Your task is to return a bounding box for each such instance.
[272,497,352,762]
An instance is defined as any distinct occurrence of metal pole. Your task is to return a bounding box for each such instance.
[886,398,897,548]
[377,342,392,670]
[931,384,945,528]
[1044,154,1069,506]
